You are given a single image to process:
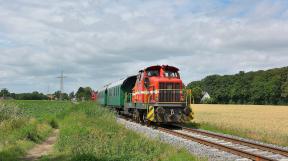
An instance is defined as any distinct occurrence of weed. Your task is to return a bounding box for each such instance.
[49,118,59,129]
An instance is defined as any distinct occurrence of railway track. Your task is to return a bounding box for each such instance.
[118,115,288,161]
[181,127,288,158]
[158,126,288,161]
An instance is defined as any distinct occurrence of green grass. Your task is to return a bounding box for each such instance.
[41,102,203,161]
[1,100,203,161]
[0,100,72,161]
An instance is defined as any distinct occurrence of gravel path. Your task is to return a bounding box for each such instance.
[117,118,249,161]
[22,129,59,161]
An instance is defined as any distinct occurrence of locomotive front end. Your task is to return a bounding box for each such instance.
[132,65,194,123]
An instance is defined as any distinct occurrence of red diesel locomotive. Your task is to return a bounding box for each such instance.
[97,65,193,123]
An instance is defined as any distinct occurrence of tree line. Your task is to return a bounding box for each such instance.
[0,86,94,101]
[187,66,288,105]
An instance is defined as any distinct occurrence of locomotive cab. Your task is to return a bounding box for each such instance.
[133,65,183,104]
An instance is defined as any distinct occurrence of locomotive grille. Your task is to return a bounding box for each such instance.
[159,83,181,102]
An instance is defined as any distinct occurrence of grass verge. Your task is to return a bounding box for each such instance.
[0,100,72,161]
[40,102,203,161]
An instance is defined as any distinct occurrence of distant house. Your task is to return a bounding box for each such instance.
[201,92,211,103]
[47,94,55,100]
[0,96,13,100]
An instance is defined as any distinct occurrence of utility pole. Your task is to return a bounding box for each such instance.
[56,71,66,100]
[47,84,50,94]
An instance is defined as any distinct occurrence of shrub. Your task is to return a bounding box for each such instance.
[49,118,59,129]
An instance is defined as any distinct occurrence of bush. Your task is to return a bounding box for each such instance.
[49,118,59,129]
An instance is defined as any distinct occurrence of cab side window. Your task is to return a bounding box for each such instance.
[137,72,142,83]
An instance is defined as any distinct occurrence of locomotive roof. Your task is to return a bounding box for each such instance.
[144,65,179,71]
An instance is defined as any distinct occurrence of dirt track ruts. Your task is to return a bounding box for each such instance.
[22,129,59,161]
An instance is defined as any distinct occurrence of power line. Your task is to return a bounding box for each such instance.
[56,71,67,100]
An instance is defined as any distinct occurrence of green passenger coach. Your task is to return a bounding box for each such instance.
[107,83,125,107]
[97,89,107,106]
[98,76,137,108]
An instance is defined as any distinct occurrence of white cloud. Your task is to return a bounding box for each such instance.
[0,0,288,93]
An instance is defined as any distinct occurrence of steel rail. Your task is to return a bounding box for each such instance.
[118,116,285,161]
[158,127,276,161]
[181,127,288,158]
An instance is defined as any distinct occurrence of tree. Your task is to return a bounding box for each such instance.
[187,66,288,105]
[15,91,48,100]
[53,91,61,100]
[53,91,69,100]
[0,88,10,98]
[191,86,202,104]
[76,87,92,101]
[69,92,75,100]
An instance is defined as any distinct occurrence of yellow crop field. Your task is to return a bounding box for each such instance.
[191,104,288,146]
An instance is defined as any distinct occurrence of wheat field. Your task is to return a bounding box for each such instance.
[191,104,288,146]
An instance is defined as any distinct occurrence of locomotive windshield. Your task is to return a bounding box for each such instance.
[147,69,159,77]
[164,70,179,78]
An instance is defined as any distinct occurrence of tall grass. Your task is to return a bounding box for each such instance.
[41,102,201,161]
[0,100,72,161]
[1,101,202,161]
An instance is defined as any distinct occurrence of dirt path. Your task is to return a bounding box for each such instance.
[22,129,59,161]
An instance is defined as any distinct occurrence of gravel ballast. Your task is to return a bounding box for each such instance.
[117,118,250,161]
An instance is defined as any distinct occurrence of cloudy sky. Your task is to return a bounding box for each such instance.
[1,0,288,93]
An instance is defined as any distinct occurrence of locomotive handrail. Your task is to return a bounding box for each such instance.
[185,88,193,105]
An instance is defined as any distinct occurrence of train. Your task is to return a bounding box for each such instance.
[97,65,194,124]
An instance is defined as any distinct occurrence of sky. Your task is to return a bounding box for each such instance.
[1,0,288,93]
